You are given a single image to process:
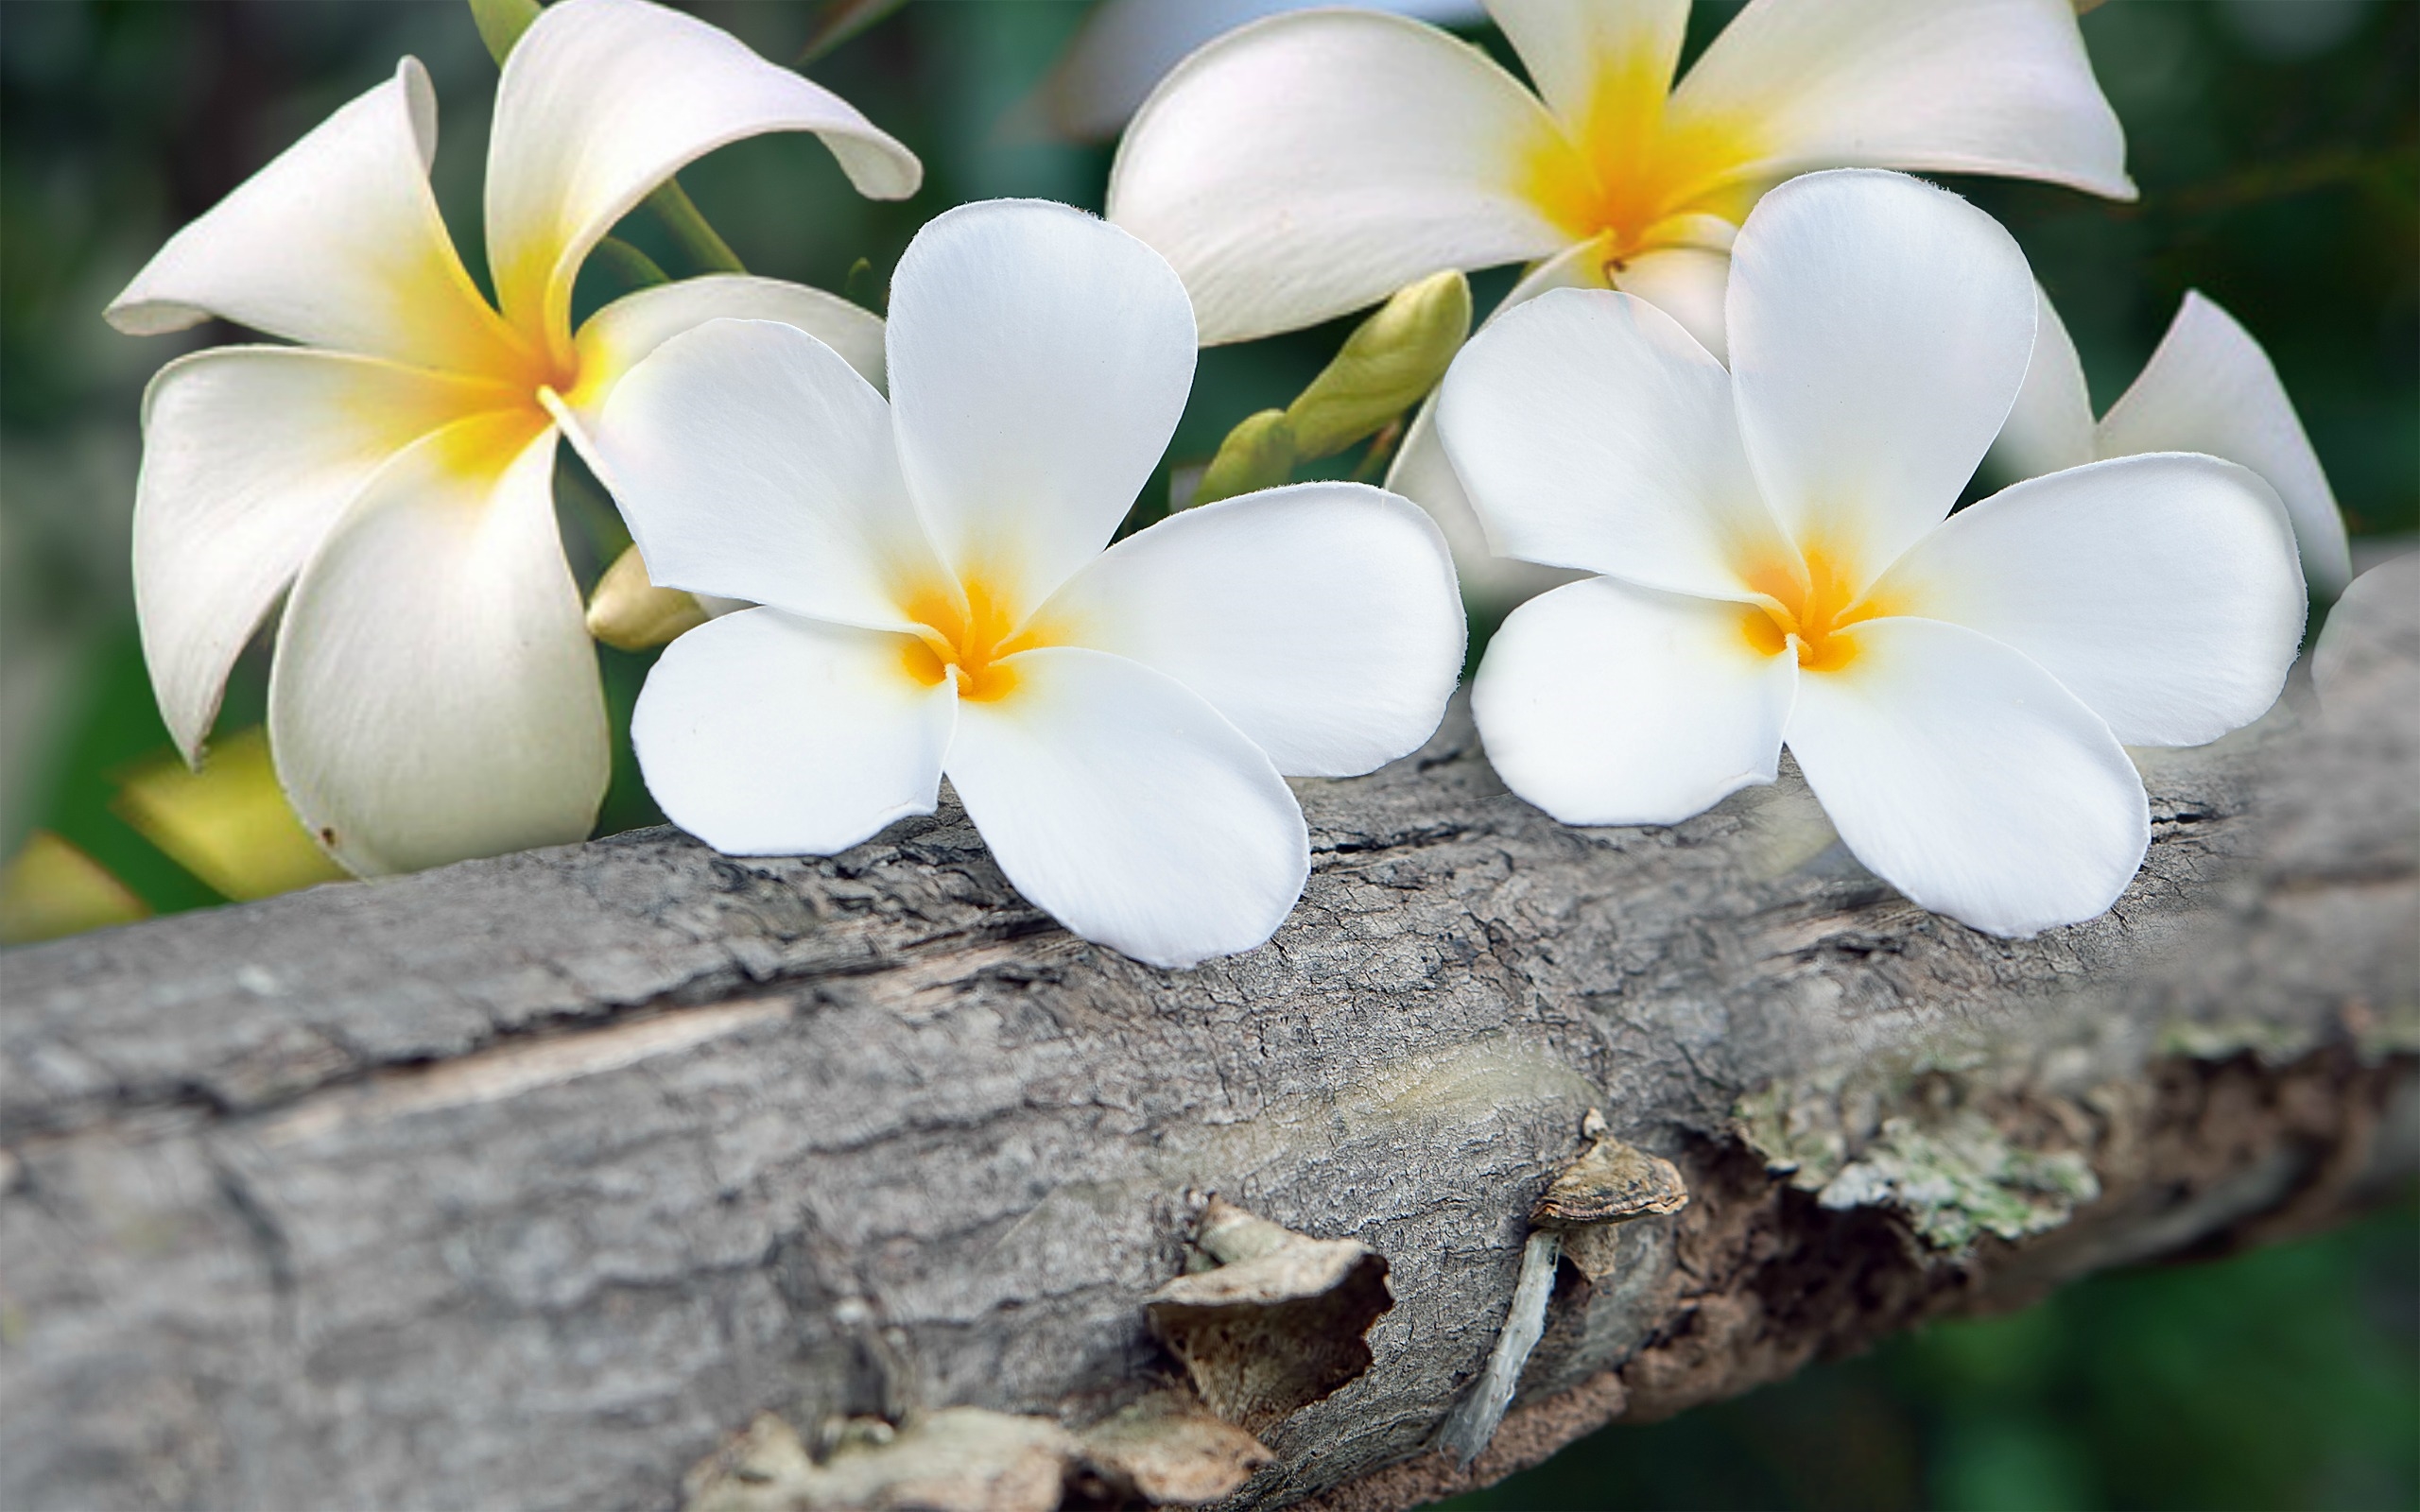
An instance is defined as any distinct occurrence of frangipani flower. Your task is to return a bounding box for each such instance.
[1991,286,2355,597]
[1104,0,2134,604]
[1443,171,2305,936]
[592,200,1464,968]
[107,0,918,875]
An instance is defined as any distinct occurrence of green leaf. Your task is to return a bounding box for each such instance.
[469,0,543,66]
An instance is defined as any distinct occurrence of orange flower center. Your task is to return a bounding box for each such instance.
[897,577,1051,703]
[1737,547,1888,674]
[1518,58,1760,272]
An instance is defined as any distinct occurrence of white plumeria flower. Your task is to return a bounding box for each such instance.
[1990,285,2355,597]
[1105,0,2135,607]
[1443,171,2306,937]
[592,200,1465,969]
[107,0,919,876]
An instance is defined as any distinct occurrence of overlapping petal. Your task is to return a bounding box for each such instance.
[1487,0,1690,126]
[485,0,919,348]
[1873,454,2305,747]
[945,647,1308,969]
[268,417,607,876]
[1985,284,2097,481]
[571,273,888,421]
[1043,0,1489,141]
[105,61,527,378]
[1473,576,1796,827]
[1726,170,2036,581]
[2096,293,2353,595]
[1041,483,1462,777]
[591,318,940,629]
[1610,244,1733,360]
[1107,9,1568,343]
[1785,617,2148,937]
[1672,0,2132,199]
[131,348,510,761]
[633,610,954,856]
[1441,287,1785,597]
[887,200,1196,612]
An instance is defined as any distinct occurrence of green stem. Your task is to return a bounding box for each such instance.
[469,0,542,65]
[646,179,746,276]
[591,236,670,291]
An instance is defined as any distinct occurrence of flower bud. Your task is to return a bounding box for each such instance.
[586,543,710,651]
[1192,408,1297,507]
[1284,267,1471,460]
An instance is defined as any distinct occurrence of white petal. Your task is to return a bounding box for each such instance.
[269,418,608,876]
[2312,552,2419,712]
[1385,240,1603,613]
[572,273,888,420]
[1440,287,1787,598]
[1042,0,1489,141]
[588,318,941,628]
[632,609,952,856]
[1611,244,1733,362]
[1106,9,1570,343]
[105,60,526,377]
[132,348,498,760]
[1486,0,1690,126]
[886,201,1196,613]
[1040,482,1462,777]
[945,647,1308,969]
[1872,454,2304,747]
[1726,170,2037,583]
[1986,283,2097,482]
[2095,292,2353,596]
[484,0,918,346]
[1786,616,2148,937]
[1672,0,2132,200]
[1471,576,1794,826]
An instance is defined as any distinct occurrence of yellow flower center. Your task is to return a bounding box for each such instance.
[1518,57,1761,273]
[1737,546,1889,674]
[896,577,1055,703]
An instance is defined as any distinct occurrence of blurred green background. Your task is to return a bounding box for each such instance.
[1,0,2412,1503]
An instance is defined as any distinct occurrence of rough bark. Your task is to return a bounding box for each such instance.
[3,558,2414,1512]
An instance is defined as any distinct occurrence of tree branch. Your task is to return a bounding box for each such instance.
[4,559,2413,1511]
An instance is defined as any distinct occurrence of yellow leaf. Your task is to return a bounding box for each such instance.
[0,831,149,945]
[112,727,351,902]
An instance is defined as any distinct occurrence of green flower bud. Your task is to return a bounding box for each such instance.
[1192,408,1298,508]
[1283,267,1471,460]
[587,543,711,651]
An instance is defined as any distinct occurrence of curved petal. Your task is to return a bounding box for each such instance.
[1611,243,1732,361]
[1872,454,2304,747]
[886,201,1196,614]
[1786,616,2148,937]
[945,647,1308,969]
[1985,283,2097,482]
[132,347,499,760]
[633,609,953,856]
[1106,8,1571,343]
[1486,0,1689,126]
[2311,552,2419,712]
[588,318,942,631]
[570,273,888,424]
[2095,292,2353,596]
[105,60,526,377]
[268,417,608,876]
[1041,0,1490,141]
[485,0,920,349]
[1439,287,1787,597]
[1726,170,2037,584]
[1040,482,1463,777]
[1672,0,2132,200]
[1472,576,1794,826]
[1386,239,1603,612]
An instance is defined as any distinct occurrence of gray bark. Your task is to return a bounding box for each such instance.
[4,556,2414,1512]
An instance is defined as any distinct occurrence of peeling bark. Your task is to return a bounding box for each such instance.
[2,558,2414,1511]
